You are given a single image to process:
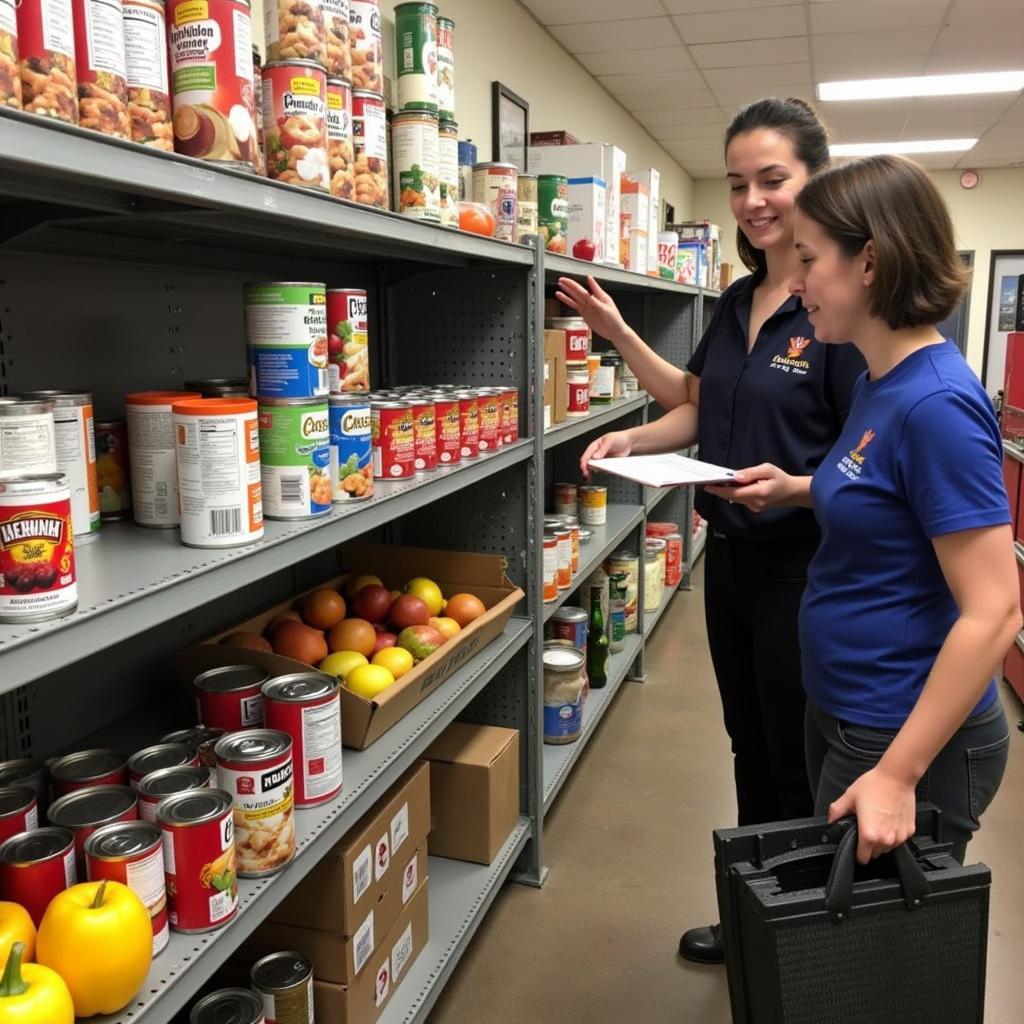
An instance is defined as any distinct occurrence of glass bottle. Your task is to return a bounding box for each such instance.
[608,572,627,652]
[587,582,609,689]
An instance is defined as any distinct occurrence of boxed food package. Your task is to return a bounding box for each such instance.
[544,329,568,424]
[530,130,579,146]
[628,168,661,274]
[177,544,525,750]
[673,220,720,289]
[620,176,650,273]
[566,177,606,262]
[423,723,520,864]
[313,880,429,1024]
[676,241,704,287]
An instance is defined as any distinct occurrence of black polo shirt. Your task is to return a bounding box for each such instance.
[687,269,865,541]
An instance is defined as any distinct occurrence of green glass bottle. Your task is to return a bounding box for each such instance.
[587,582,609,689]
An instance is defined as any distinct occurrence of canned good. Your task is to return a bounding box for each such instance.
[326,76,355,200]
[550,605,587,650]
[578,484,607,525]
[173,397,264,548]
[554,527,571,590]
[252,44,264,173]
[252,951,313,1024]
[0,2,21,108]
[499,386,518,445]
[552,483,576,516]
[94,419,132,521]
[50,749,128,797]
[191,989,265,1024]
[157,788,237,932]
[263,672,342,807]
[454,391,479,459]
[394,1,436,112]
[328,394,372,501]
[371,400,415,480]
[392,109,440,221]
[323,0,349,78]
[264,0,323,64]
[605,550,638,633]
[0,473,77,623]
[657,231,678,280]
[351,87,388,208]
[590,355,615,405]
[0,827,76,926]
[167,0,258,170]
[47,784,139,872]
[604,351,623,398]
[438,117,459,227]
[542,531,557,603]
[410,396,437,472]
[516,173,538,241]
[194,664,270,731]
[347,0,381,94]
[567,367,590,418]
[184,378,251,398]
[620,362,639,395]
[647,522,682,588]
[258,397,331,519]
[542,645,585,745]
[435,13,453,119]
[71,0,130,136]
[476,390,501,453]
[457,137,475,207]
[215,730,295,877]
[550,514,580,574]
[125,390,202,528]
[424,392,459,467]
[545,636,589,701]
[128,743,199,789]
[262,59,328,190]
[326,288,368,395]
[245,282,329,400]
[0,398,57,475]
[161,726,225,767]
[122,0,172,149]
[16,0,77,122]
[538,174,568,254]
[472,162,518,243]
[0,760,47,812]
[85,819,168,955]
[644,541,664,613]
[545,317,590,364]
[137,764,211,823]
[608,571,627,651]
[0,787,38,844]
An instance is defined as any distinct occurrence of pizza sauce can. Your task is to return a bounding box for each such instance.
[428,391,460,467]
[326,287,369,394]
[0,826,77,926]
[0,398,57,475]
[476,389,501,453]
[214,730,295,878]
[157,787,237,933]
[409,396,437,473]
[262,58,329,190]
[453,390,479,459]
[326,75,354,200]
[122,0,172,149]
[371,400,414,480]
[262,672,341,807]
[47,784,139,873]
[50,748,127,797]
[15,0,78,122]
[193,664,270,732]
[499,387,518,445]
[329,394,373,501]
[0,787,38,844]
[0,473,77,624]
[71,0,130,138]
[258,397,332,519]
[251,951,313,1024]
[137,764,211,823]
[85,819,169,955]
[128,743,200,789]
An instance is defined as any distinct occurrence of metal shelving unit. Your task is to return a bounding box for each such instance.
[643,584,677,638]
[546,252,700,296]
[543,393,648,450]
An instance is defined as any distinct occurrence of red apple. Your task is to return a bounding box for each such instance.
[353,583,393,623]
[573,238,597,261]
[372,631,398,654]
[389,593,431,630]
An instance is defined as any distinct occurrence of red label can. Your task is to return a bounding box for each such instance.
[47,784,139,873]
[428,393,461,467]
[137,764,212,823]
[564,326,589,363]
[193,665,270,732]
[477,391,502,453]
[499,387,518,445]
[50,749,128,797]
[0,787,38,844]
[0,760,48,815]
[454,391,479,459]
[15,0,77,122]
[262,58,328,190]
[128,743,200,789]
[410,398,437,473]
[262,673,342,808]
[122,0,173,150]
[0,0,21,108]
[86,820,169,956]
[0,826,77,925]
[72,0,130,137]
[326,287,369,394]
[161,725,225,768]
[157,788,237,933]
[371,401,415,480]
[567,374,590,417]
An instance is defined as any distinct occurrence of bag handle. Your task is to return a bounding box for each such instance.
[824,819,931,924]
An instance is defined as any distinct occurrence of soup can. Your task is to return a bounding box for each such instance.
[549,605,587,650]
[0,760,47,813]
[262,58,329,190]
[394,1,437,112]
[71,0,130,138]
[541,531,557,603]
[326,287,369,394]
[264,0,324,64]
[472,162,517,242]
[352,87,388,208]
[157,788,237,933]
[191,989,265,1024]
[566,367,590,418]
[435,13,453,119]
[410,396,437,472]
[252,951,313,1024]
[0,827,76,925]
[137,765,211,823]
[258,397,332,519]
[516,173,538,241]
[347,0,381,94]
[47,784,139,873]
[50,749,127,797]
[95,419,132,521]
[329,394,373,501]
[122,0,173,150]
[428,392,460,466]
[438,117,459,227]
[128,743,200,789]
[161,726,225,768]
[323,0,349,79]
[553,483,576,516]
[453,390,479,459]
[476,390,502,453]
[15,0,76,122]
[538,174,568,254]
[327,75,355,200]
[85,819,169,956]
[548,513,580,575]
[578,484,607,526]
[371,400,415,480]
[0,787,38,844]
[193,664,270,731]
[0,398,57,475]
[392,109,440,221]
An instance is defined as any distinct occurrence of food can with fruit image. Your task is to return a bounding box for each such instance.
[15,0,77,122]
[262,672,341,807]
[257,397,331,519]
[71,0,130,137]
[436,14,453,119]
[472,161,517,242]
[157,787,237,932]
[371,399,414,480]
[438,116,458,227]
[347,0,380,94]
[173,397,264,549]
[0,472,76,624]
[538,174,568,254]
[427,391,460,466]
[122,0,173,150]
[264,0,323,65]
[161,725,225,767]
[128,743,200,789]
[262,58,329,190]
[50,748,128,797]
[86,819,169,956]
[47,783,139,872]
[408,394,437,473]
[0,826,77,926]
[167,0,259,171]
[453,389,479,459]
[322,0,348,78]
[392,108,440,222]
[0,0,21,109]
[476,388,502,453]
[394,1,436,112]
[137,764,211,822]
[351,87,388,208]
[0,786,38,844]
[326,75,354,199]
[191,989,266,1024]
[326,287,369,393]
[0,398,57,475]
[214,729,295,877]
[193,663,269,731]
[251,951,313,1023]
[244,282,329,400]
[94,418,131,521]
[328,394,372,501]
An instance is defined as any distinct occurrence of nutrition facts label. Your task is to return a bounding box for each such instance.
[300,699,343,799]
[0,0,17,35]
[41,0,76,58]
[123,1,168,92]
[0,415,57,474]
[84,0,128,78]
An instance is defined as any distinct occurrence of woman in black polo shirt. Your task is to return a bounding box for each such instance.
[560,97,864,964]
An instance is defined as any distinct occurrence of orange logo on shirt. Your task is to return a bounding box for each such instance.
[786,336,812,359]
[850,429,875,464]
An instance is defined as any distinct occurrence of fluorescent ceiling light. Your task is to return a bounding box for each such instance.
[818,70,1024,102]
[830,139,977,156]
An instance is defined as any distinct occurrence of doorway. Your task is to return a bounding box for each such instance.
[982,250,1024,395]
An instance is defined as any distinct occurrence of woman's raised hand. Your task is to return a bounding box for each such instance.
[580,431,633,479]
[555,276,628,344]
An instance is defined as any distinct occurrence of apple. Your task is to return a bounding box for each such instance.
[390,594,431,631]
[573,238,597,261]
[398,624,445,661]
[372,631,398,654]
[353,584,393,624]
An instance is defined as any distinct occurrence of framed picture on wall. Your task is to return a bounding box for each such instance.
[982,250,1024,395]
[492,82,529,172]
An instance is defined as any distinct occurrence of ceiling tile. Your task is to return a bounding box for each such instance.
[713,83,815,109]
[617,90,719,112]
[702,62,811,89]
[814,56,930,81]
[811,28,934,62]
[548,17,676,53]
[691,35,809,68]
[822,110,912,138]
[632,108,728,127]
[809,0,948,34]
[651,123,728,142]
[597,70,707,94]
[663,0,796,12]
[520,0,667,24]
[575,46,694,76]
[902,111,1002,138]
[925,23,1024,72]
[673,5,805,45]
[946,0,1024,25]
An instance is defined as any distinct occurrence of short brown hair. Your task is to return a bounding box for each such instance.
[795,155,969,330]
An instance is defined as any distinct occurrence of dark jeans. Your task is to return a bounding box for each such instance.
[704,531,817,826]
[805,699,1011,863]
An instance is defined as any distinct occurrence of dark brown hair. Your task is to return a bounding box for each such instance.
[795,155,970,330]
[724,97,831,273]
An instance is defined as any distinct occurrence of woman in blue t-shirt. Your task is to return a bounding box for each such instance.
[713,155,1018,864]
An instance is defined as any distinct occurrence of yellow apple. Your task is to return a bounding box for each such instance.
[319,650,368,680]
[372,646,415,679]
[345,663,396,699]
[428,616,461,641]
[405,577,444,616]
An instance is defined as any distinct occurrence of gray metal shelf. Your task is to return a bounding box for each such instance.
[542,632,643,815]
[542,504,645,622]
[542,393,648,450]
[545,253,700,296]
[645,485,676,513]
[643,583,677,638]
[93,617,532,1024]
[376,818,532,1024]
[689,524,708,570]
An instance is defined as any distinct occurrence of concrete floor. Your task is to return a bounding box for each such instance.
[427,560,1024,1024]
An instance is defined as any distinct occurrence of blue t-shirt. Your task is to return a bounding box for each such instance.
[801,341,1011,729]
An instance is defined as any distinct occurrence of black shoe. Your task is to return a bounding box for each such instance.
[678,923,724,964]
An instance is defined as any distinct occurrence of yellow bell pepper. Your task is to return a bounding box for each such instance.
[0,905,35,966]
[36,880,152,1018]
[0,941,74,1024]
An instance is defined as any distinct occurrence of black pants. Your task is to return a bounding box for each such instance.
[704,531,817,826]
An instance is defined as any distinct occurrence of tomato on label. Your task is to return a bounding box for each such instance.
[458,201,496,237]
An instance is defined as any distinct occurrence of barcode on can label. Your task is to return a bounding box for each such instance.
[209,508,242,535]
[208,887,234,922]
[280,476,304,503]
[353,911,375,975]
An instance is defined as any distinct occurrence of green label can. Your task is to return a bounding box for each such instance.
[392,109,440,221]
[395,1,438,112]
[436,15,454,121]
[538,175,568,254]
[257,398,331,520]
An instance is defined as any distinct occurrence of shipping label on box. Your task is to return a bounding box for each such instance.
[567,177,605,261]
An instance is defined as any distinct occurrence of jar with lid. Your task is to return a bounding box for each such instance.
[602,352,623,398]
[620,362,639,395]
[646,536,668,587]
[644,541,665,612]
[590,355,615,405]
[542,644,586,745]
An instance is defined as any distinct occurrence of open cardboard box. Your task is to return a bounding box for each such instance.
[175,542,524,750]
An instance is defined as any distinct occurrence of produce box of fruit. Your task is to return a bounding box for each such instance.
[176,543,525,750]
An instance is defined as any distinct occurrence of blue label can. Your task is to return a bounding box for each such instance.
[329,395,373,502]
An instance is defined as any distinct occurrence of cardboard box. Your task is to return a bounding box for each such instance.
[313,880,429,1024]
[543,297,562,320]
[676,241,704,286]
[423,723,519,864]
[628,167,660,273]
[543,330,567,424]
[719,262,733,290]
[270,762,431,936]
[176,543,525,750]
[566,177,606,262]
[529,130,579,147]
[627,230,648,275]
[620,176,649,241]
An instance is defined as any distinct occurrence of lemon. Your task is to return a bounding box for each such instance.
[404,576,444,616]
[319,650,368,680]
[345,663,396,699]
[372,646,415,679]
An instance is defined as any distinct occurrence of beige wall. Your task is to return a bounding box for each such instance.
[692,169,1024,377]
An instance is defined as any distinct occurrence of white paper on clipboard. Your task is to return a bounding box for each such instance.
[588,453,737,488]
